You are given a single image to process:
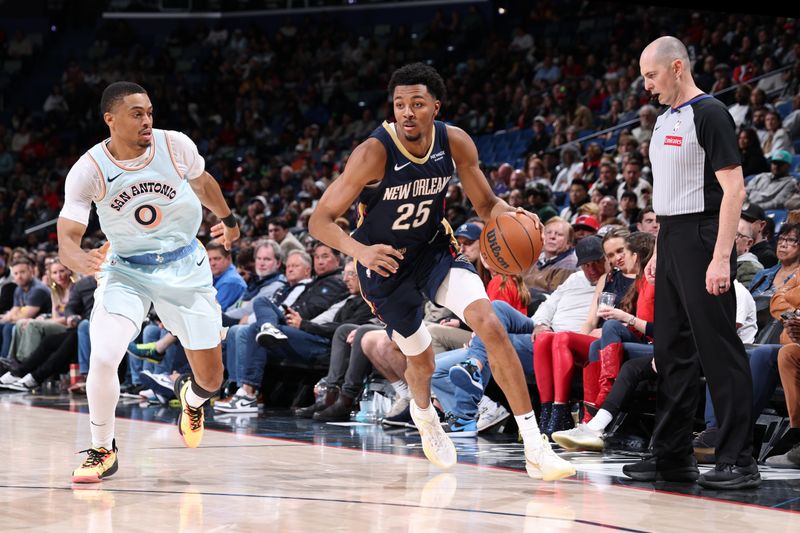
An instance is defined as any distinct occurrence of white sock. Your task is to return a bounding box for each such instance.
[391,380,410,399]
[515,411,541,447]
[586,409,613,432]
[185,382,211,409]
[87,307,138,450]
[411,400,436,419]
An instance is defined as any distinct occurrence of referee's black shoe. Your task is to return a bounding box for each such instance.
[622,454,700,482]
[698,461,761,490]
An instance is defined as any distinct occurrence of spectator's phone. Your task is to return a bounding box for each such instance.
[781,310,798,321]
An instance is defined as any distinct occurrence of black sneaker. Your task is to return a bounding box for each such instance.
[692,427,718,464]
[383,404,413,427]
[698,461,761,490]
[765,443,800,469]
[622,455,700,482]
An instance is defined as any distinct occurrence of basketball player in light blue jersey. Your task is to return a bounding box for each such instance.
[58,82,240,483]
[310,63,575,480]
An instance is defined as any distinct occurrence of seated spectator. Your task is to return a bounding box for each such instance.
[762,111,794,157]
[523,216,577,294]
[0,258,51,360]
[207,242,247,311]
[222,240,287,327]
[215,243,349,412]
[631,105,657,145]
[0,275,95,390]
[7,259,73,363]
[617,191,641,228]
[268,217,304,258]
[597,195,621,227]
[750,223,800,299]
[524,183,559,224]
[533,234,615,436]
[559,178,590,223]
[742,203,778,268]
[727,84,752,129]
[583,232,655,416]
[218,249,314,404]
[616,159,651,210]
[635,207,659,236]
[745,150,798,210]
[738,128,769,178]
[572,214,599,240]
[773,302,800,469]
[736,218,765,287]
[552,146,584,193]
[588,162,620,201]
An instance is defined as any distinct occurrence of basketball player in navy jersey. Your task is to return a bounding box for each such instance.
[310,63,574,480]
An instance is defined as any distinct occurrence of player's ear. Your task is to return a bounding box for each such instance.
[103,111,114,129]
[433,100,441,117]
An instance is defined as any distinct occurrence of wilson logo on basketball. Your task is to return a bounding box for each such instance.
[664,135,683,146]
[486,229,510,269]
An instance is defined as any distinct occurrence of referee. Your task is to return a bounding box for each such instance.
[622,36,761,489]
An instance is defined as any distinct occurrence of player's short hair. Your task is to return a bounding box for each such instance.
[101,81,147,114]
[205,241,231,258]
[389,62,446,102]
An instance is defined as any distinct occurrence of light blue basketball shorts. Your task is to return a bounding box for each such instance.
[92,244,222,350]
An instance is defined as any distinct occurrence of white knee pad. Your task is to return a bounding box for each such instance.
[392,322,432,356]
[434,268,489,323]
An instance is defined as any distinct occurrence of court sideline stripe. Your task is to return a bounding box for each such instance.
[0,484,650,532]
[19,403,800,516]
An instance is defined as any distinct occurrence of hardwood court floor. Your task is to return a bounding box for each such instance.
[1,392,799,532]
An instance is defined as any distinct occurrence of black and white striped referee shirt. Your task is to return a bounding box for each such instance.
[649,94,741,217]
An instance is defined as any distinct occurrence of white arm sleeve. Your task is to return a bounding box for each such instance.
[59,154,103,225]
[165,130,205,180]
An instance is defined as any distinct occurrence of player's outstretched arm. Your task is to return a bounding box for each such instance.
[309,138,403,277]
[190,171,240,250]
[57,217,109,276]
[448,125,542,232]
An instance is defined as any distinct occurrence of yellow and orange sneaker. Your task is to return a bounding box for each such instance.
[175,376,205,448]
[72,440,118,483]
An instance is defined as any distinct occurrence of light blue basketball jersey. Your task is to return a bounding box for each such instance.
[88,129,202,256]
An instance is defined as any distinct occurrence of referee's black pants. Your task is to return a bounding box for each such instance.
[653,215,753,466]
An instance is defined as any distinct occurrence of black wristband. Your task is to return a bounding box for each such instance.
[221,213,237,228]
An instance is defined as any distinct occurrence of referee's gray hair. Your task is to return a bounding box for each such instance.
[286,249,312,268]
[254,239,284,264]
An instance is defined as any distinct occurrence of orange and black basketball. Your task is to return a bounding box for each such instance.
[479,212,543,275]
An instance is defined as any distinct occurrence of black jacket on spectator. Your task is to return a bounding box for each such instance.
[64,276,97,321]
[299,294,375,339]
[290,269,348,321]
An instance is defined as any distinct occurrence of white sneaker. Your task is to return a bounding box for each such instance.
[551,423,604,451]
[410,401,457,470]
[214,391,259,413]
[476,397,511,432]
[525,434,576,481]
[0,371,17,385]
[383,396,410,419]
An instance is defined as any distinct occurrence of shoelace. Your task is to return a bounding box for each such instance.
[77,447,111,468]
[185,405,203,431]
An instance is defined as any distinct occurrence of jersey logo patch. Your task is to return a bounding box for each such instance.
[108,172,123,182]
[394,162,412,171]
[664,136,683,147]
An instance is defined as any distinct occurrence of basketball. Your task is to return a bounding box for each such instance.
[479,212,543,275]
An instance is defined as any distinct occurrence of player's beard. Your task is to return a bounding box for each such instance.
[403,131,422,142]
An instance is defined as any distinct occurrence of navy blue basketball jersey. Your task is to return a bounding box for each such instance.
[352,120,455,253]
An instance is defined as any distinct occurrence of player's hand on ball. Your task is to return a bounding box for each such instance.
[360,244,404,277]
[210,221,240,251]
[514,207,543,233]
[83,241,110,275]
